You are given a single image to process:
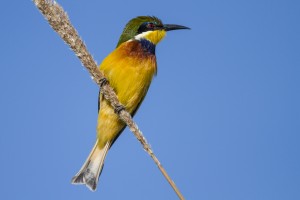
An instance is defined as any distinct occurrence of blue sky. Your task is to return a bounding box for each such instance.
[0,0,299,199]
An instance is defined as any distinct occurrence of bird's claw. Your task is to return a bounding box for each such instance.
[114,105,125,114]
[99,77,108,87]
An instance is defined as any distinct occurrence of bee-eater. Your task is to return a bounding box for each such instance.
[71,16,189,191]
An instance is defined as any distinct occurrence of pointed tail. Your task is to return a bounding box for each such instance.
[71,140,110,191]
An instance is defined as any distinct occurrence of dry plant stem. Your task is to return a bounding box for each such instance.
[33,0,185,199]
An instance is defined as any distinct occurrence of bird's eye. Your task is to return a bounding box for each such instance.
[137,22,156,34]
[147,23,155,29]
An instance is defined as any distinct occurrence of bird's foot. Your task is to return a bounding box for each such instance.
[114,105,125,114]
[99,77,108,87]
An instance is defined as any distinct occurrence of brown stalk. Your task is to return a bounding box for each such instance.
[33,0,185,199]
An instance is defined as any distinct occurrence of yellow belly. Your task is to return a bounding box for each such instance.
[96,41,156,148]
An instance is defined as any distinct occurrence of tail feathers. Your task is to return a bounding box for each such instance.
[71,141,110,191]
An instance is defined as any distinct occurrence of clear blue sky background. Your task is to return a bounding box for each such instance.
[0,0,299,199]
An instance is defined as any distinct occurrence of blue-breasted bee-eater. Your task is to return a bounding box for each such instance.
[71,16,189,191]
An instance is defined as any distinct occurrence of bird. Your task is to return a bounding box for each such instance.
[71,16,189,191]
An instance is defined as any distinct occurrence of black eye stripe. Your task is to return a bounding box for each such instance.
[137,22,156,34]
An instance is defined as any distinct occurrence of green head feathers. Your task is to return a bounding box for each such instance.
[116,16,163,47]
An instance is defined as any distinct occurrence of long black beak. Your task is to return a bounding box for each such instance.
[163,24,190,31]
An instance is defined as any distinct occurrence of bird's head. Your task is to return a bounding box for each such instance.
[116,16,190,47]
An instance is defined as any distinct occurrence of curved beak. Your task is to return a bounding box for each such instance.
[163,24,190,31]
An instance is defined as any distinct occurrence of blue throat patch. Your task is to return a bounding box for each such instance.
[140,39,156,54]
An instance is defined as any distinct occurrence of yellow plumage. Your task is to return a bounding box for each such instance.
[72,30,166,191]
[71,16,189,191]
[96,30,166,148]
[97,39,158,148]
[143,30,166,44]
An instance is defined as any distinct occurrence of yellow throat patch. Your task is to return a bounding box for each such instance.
[135,30,166,45]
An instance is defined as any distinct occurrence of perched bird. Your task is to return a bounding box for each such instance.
[71,16,189,191]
